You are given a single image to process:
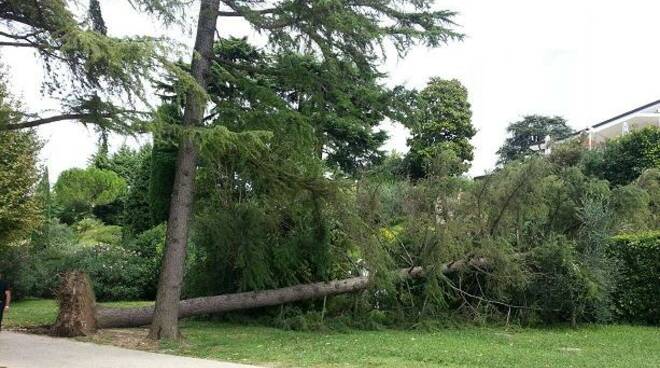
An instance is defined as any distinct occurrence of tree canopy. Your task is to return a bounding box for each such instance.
[0,0,164,132]
[583,126,660,186]
[497,115,574,164]
[141,0,465,339]
[53,167,127,224]
[405,78,475,178]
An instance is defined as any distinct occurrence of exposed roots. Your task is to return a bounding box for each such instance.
[51,271,98,337]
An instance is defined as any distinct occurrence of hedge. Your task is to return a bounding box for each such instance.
[609,231,660,324]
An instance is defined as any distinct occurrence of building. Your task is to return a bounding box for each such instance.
[570,99,660,149]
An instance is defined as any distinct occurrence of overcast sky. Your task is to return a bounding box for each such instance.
[4,0,660,180]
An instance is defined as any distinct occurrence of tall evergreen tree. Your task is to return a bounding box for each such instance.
[148,0,221,340]
[406,78,475,178]
[497,115,574,164]
[148,0,463,339]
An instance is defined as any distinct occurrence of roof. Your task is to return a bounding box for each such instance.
[590,99,660,130]
[565,99,660,138]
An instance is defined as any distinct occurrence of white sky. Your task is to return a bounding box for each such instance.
[3,0,660,179]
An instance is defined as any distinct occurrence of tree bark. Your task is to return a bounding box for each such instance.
[98,267,424,329]
[97,268,420,328]
[149,0,220,340]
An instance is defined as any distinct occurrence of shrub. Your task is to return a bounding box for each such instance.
[582,126,660,186]
[71,224,165,301]
[526,236,610,325]
[608,231,660,324]
[5,221,164,301]
[122,224,166,300]
[71,243,154,301]
[0,220,78,299]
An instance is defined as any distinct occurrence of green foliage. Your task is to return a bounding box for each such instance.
[405,78,475,178]
[526,191,617,324]
[268,52,394,174]
[547,137,587,168]
[67,219,163,300]
[146,103,182,224]
[497,115,574,164]
[635,169,660,227]
[53,167,127,223]
[72,242,154,301]
[0,129,42,245]
[5,217,163,301]
[188,126,333,296]
[527,237,602,323]
[610,184,653,232]
[357,152,658,325]
[73,218,122,247]
[149,138,177,224]
[0,68,42,243]
[158,38,408,176]
[0,220,76,299]
[582,126,660,186]
[245,0,462,70]
[90,143,154,231]
[122,146,155,234]
[123,224,166,299]
[608,231,660,324]
[0,0,166,132]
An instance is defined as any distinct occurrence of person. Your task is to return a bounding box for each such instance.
[0,273,11,331]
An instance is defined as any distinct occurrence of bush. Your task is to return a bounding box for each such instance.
[526,236,610,325]
[122,224,166,300]
[582,126,660,186]
[4,220,164,302]
[0,221,78,299]
[608,231,660,324]
[71,243,154,301]
[71,224,165,301]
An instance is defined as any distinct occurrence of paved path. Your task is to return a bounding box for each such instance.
[0,331,260,368]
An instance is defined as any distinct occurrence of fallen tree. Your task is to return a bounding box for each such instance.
[52,257,487,336]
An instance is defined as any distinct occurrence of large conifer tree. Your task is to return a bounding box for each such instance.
[147,0,463,339]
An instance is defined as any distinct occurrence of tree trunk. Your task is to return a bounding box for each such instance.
[50,272,97,337]
[53,258,489,335]
[98,268,424,329]
[149,0,220,340]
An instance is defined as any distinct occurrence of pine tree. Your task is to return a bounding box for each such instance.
[497,115,574,164]
[147,0,463,339]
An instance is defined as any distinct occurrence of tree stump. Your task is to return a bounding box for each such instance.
[51,271,98,337]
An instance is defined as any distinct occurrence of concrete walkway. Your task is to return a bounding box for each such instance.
[0,331,260,368]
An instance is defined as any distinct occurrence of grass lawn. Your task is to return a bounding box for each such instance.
[3,299,151,329]
[7,299,660,368]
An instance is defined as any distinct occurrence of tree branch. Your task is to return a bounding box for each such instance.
[218,8,275,17]
[219,1,292,29]
[0,41,35,47]
[2,113,110,130]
